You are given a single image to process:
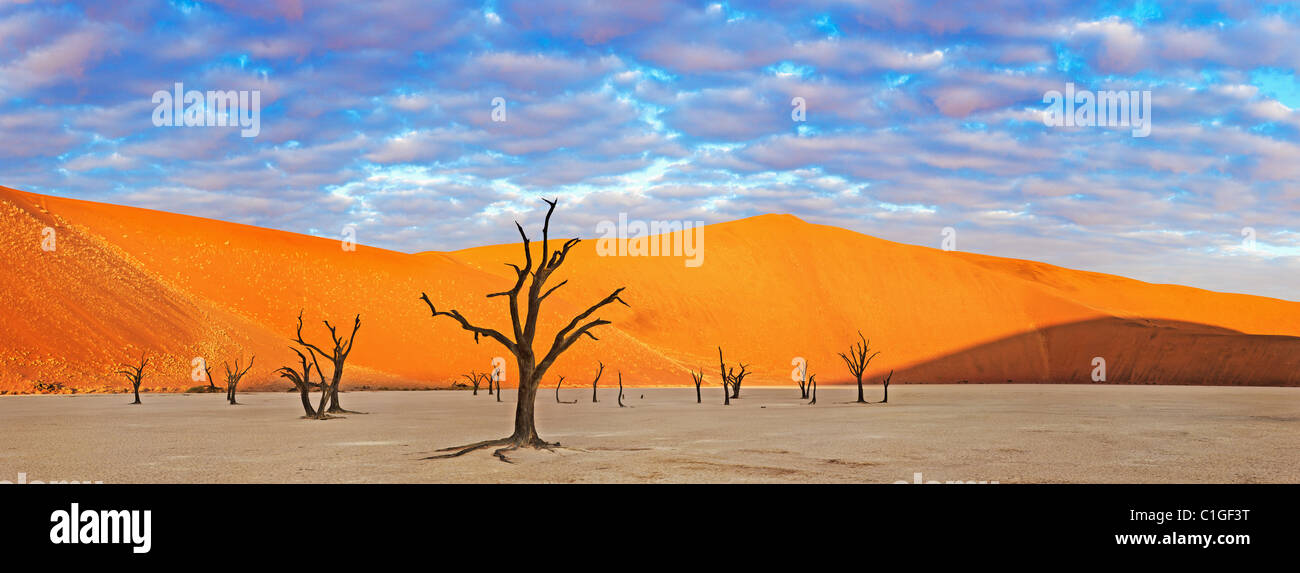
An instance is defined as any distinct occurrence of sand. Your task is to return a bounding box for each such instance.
[1,385,1295,483]
[4,184,1299,394]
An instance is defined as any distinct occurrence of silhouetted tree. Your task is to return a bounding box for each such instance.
[420,198,628,462]
[293,310,361,414]
[880,369,893,403]
[807,373,817,405]
[691,368,704,403]
[617,371,627,407]
[117,353,148,405]
[204,362,216,390]
[556,375,577,404]
[839,331,880,404]
[492,369,502,402]
[591,361,604,403]
[224,355,255,405]
[278,348,325,417]
[717,347,749,405]
[462,371,491,396]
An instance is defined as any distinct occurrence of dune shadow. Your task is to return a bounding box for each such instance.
[888,316,1300,386]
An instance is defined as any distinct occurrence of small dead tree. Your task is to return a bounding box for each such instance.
[462,371,491,396]
[224,355,255,405]
[293,310,361,414]
[691,369,704,404]
[617,371,627,407]
[881,369,893,403]
[419,198,628,462]
[807,373,817,405]
[204,362,216,390]
[591,361,604,403]
[277,348,324,417]
[717,347,749,405]
[839,331,881,404]
[492,369,502,402]
[555,376,577,404]
[117,353,148,405]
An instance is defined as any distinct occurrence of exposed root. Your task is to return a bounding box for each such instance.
[425,436,562,463]
[328,408,367,414]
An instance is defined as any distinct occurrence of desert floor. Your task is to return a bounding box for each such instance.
[0,385,1295,483]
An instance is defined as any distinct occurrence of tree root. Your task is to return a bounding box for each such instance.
[424,436,562,463]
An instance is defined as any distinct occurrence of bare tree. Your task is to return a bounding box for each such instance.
[617,371,627,407]
[204,361,216,390]
[555,376,577,404]
[420,198,628,462]
[293,310,362,414]
[691,368,704,404]
[591,361,604,403]
[277,348,324,417]
[117,353,148,405]
[717,347,749,405]
[224,355,255,405]
[880,369,893,403]
[807,372,817,405]
[462,371,491,396]
[838,331,881,404]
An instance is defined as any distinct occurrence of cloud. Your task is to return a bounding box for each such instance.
[0,0,1296,300]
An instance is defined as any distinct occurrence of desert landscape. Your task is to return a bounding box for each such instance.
[2,184,1298,482]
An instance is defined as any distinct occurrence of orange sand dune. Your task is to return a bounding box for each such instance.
[2,185,1297,393]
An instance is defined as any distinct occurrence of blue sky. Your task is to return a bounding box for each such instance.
[1,0,1297,300]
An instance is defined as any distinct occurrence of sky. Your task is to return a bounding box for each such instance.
[1,0,1297,300]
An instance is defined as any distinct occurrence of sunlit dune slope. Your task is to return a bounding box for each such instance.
[3,185,1297,393]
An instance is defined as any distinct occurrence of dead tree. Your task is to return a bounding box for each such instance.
[293,310,361,414]
[278,348,325,417]
[555,376,577,404]
[691,369,704,404]
[492,370,502,402]
[591,361,604,403]
[807,373,818,405]
[717,347,749,405]
[224,355,255,405]
[419,198,628,462]
[880,369,893,403]
[462,371,490,396]
[839,331,880,404]
[204,362,216,390]
[617,371,627,407]
[117,353,149,405]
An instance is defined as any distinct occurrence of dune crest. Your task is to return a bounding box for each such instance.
[2,185,1297,393]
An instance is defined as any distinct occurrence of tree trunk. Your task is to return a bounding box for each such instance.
[856,374,865,403]
[327,369,344,412]
[695,384,701,404]
[132,384,141,405]
[299,386,316,416]
[510,371,540,443]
